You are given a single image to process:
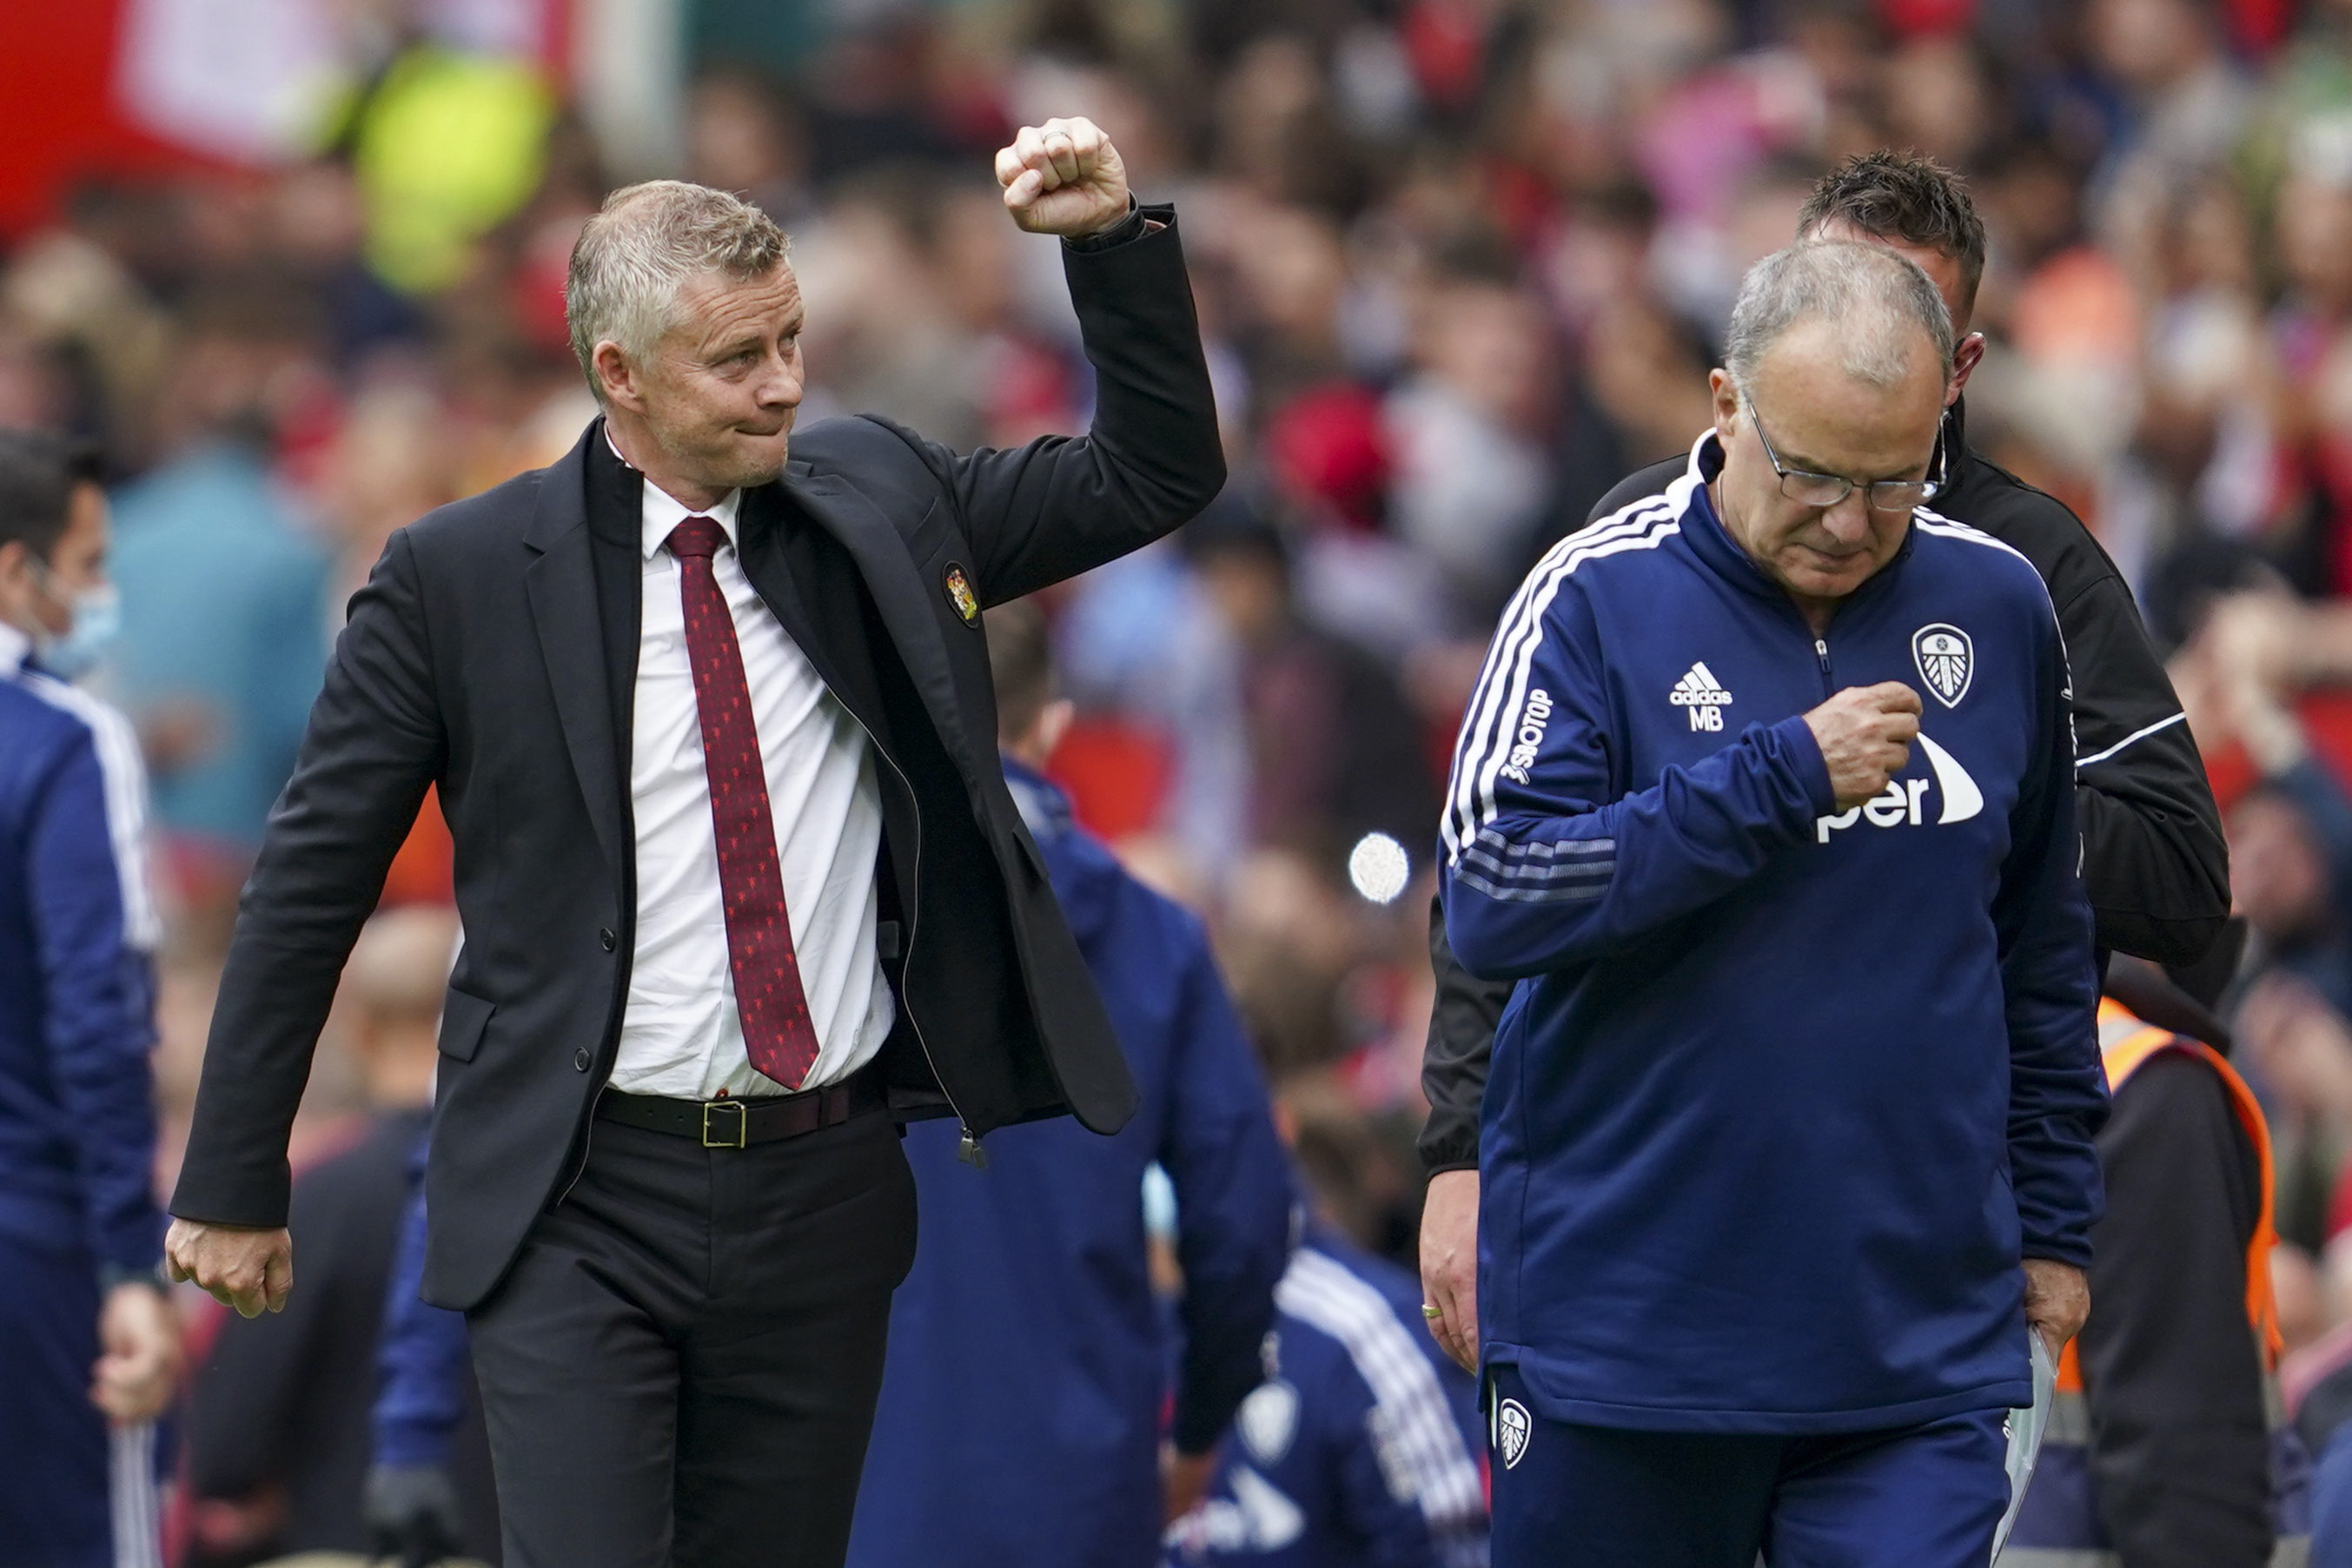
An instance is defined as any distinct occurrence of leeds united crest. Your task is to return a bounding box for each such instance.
[1912,624,1973,709]
[1494,1398,1532,1470]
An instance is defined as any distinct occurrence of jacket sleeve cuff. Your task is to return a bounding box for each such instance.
[1061,196,1149,252]
[2021,1238,2095,1269]
[1417,1111,1481,1174]
[1766,713,1838,817]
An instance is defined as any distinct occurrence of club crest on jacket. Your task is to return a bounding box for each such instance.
[1912,624,1973,708]
[944,562,982,626]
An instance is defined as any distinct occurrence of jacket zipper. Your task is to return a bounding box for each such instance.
[839,705,981,1168]
[1812,635,1832,696]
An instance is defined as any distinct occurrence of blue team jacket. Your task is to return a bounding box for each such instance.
[1441,433,2105,1435]
[374,1133,465,1468]
[0,651,161,1276]
[1164,1229,1489,1568]
[847,760,1294,1568]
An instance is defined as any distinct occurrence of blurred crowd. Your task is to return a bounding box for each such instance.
[46,0,2352,1551]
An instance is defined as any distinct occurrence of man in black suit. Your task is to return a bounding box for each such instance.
[162,116,1223,1568]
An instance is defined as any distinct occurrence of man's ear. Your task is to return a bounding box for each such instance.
[1949,333,1987,403]
[593,341,644,413]
[1708,367,1740,443]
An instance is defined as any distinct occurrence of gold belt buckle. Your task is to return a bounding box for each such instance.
[701,1099,749,1149]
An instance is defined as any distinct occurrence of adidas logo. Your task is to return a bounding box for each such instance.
[1668,663,1733,706]
[1669,662,1733,731]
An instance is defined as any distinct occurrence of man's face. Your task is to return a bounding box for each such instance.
[0,482,109,639]
[1710,318,1946,615]
[605,264,806,493]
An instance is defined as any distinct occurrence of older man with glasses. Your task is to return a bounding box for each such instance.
[1439,239,2105,1566]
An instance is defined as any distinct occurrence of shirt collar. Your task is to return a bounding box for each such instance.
[640,482,744,562]
[0,619,31,678]
[608,425,745,561]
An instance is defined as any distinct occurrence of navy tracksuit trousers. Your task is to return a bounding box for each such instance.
[1487,1364,2011,1567]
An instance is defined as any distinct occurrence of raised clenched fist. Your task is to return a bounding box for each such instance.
[994,117,1131,239]
[1804,682,1921,809]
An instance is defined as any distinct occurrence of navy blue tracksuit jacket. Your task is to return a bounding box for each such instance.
[1,644,163,1568]
[847,759,1294,1567]
[1165,1228,1489,1568]
[1442,433,2105,1435]
[0,658,160,1278]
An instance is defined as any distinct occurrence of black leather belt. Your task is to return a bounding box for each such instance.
[595,1069,886,1149]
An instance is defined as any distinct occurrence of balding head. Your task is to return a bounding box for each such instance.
[1724,241,1953,400]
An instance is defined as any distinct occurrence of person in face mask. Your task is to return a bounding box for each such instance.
[0,426,176,1568]
[0,437,120,681]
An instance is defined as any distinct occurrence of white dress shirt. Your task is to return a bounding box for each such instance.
[609,473,895,1098]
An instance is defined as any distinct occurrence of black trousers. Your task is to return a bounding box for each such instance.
[466,1104,917,1568]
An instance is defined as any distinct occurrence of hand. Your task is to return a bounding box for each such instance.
[365,1462,464,1568]
[1802,682,1921,809]
[994,117,1131,239]
[2022,1258,2090,1358]
[91,1281,181,1423]
[1418,1169,1480,1372]
[165,1218,293,1319]
[1163,1444,1216,1525]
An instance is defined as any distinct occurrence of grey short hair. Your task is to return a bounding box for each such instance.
[1721,241,1953,394]
[566,181,791,400]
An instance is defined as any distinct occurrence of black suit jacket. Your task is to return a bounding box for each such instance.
[169,208,1224,1309]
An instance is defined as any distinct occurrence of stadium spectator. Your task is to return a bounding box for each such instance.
[105,281,329,939]
[1183,495,1441,877]
[0,427,175,1568]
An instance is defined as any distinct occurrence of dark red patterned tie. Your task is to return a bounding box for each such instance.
[666,516,820,1090]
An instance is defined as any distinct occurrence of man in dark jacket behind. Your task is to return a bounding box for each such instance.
[1415,151,2230,1385]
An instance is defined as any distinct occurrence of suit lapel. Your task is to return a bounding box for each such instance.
[523,427,630,883]
[774,467,976,768]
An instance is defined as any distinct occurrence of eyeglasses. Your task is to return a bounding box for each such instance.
[1743,397,1939,515]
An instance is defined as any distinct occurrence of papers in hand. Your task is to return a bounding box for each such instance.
[1990,1328,2057,1562]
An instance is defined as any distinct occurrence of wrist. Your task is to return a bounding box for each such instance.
[1063,196,1144,250]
